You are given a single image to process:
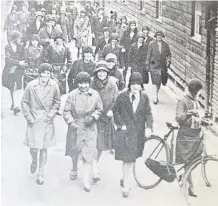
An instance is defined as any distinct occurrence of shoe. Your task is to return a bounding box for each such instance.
[70,170,77,180]
[30,160,37,174]
[188,189,197,197]
[92,175,100,183]
[120,179,124,187]
[153,99,159,105]
[13,107,21,115]
[36,175,44,185]
[84,184,91,192]
[122,189,130,198]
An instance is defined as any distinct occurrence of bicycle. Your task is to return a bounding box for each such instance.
[133,117,218,206]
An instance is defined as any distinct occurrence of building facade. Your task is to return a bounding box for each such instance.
[104,0,218,120]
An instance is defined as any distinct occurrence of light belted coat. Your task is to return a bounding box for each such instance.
[63,88,103,162]
[21,78,61,149]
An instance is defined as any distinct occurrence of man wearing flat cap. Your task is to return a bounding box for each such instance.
[146,31,171,104]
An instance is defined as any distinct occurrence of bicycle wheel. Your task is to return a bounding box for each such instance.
[133,135,170,189]
[181,156,218,206]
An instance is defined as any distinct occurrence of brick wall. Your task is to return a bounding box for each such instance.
[105,1,208,85]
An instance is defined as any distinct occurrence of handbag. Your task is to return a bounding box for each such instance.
[145,158,176,183]
[161,67,168,86]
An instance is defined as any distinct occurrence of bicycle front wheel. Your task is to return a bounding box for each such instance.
[133,135,170,189]
[181,156,218,206]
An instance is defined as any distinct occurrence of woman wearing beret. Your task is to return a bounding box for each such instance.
[21,63,60,185]
[90,61,119,180]
[146,31,171,104]
[112,72,153,197]
[63,72,103,192]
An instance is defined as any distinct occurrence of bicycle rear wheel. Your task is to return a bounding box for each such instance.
[181,156,218,206]
[133,135,170,189]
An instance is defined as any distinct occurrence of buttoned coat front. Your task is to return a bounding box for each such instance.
[21,79,61,149]
[112,90,153,162]
[146,40,171,71]
[63,88,103,162]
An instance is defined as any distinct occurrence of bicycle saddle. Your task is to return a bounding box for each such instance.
[166,122,179,130]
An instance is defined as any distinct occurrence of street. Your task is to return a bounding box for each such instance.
[1,80,191,206]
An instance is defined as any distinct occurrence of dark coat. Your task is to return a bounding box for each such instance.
[112,90,153,162]
[91,76,119,151]
[91,15,109,40]
[128,42,148,71]
[110,68,125,91]
[26,20,45,39]
[2,44,25,90]
[144,36,153,45]
[43,43,72,95]
[128,42,149,83]
[101,43,123,68]
[175,94,202,164]
[68,59,96,92]
[94,36,111,56]
[120,28,138,51]
[120,28,138,67]
[38,27,61,46]
[146,40,171,71]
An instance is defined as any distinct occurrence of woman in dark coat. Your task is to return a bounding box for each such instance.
[24,34,43,88]
[176,78,204,197]
[120,20,138,77]
[2,30,27,115]
[43,33,72,95]
[145,31,171,104]
[4,5,20,43]
[128,32,149,84]
[90,61,119,181]
[112,72,153,197]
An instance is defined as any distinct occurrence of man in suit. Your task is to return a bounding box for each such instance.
[91,7,109,45]
[94,27,111,60]
[146,31,171,104]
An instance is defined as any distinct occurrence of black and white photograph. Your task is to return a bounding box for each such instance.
[1,0,218,206]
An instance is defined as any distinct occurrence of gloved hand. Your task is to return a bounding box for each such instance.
[145,128,152,138]
[84,116,95,127]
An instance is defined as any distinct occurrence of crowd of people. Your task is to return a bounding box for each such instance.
[2,0,205,199]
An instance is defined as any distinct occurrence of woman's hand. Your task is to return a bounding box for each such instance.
[107,110,113,118]
[145,128,152,138]
[121,125,127,131]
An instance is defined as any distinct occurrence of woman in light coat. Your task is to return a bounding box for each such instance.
[90,61,119,181]
[21,63,60,185]
[64,72,103,192]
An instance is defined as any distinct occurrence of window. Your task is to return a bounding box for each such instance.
[191,2,202,41]
[156,0,163,20]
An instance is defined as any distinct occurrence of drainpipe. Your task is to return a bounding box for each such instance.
[205,11,217,117]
